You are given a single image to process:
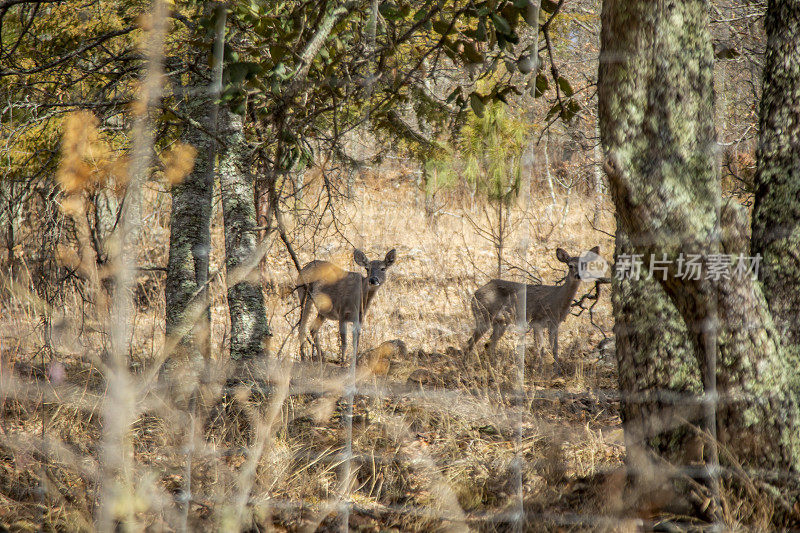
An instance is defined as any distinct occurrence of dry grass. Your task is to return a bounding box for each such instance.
[0,169,632,531]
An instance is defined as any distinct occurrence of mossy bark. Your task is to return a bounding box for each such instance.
[751,1,800,368]
[614,234,700,464]
[218,109,271,361]
[599,0,800,478]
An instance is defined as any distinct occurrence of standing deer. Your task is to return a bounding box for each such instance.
[465,246,600,374]
[296,248,397,363]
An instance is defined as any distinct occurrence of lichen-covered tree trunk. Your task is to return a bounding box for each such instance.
[751,1,800,365]
[613,234,700,465]
[218,109,271,361]
[599,0,800,480]
[164,69,214,372]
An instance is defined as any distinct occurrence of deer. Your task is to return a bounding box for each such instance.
[464,246,600,374]
[296,248,397,363]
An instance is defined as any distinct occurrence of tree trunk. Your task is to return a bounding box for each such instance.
[219,109,271,361]
[592,123,604,227]
[613,235,700,465]
[751,1,800,362]
[164,67,215,372]
[599,0,800,485]
[496,200,503,277]
[164,2,225,376]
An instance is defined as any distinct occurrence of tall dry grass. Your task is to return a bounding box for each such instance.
[1,151,628,531]
[0,4,631,527]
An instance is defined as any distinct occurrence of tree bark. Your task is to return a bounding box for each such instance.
[613,234,700,464]
[164,3,225,374]
[751,0,800,362]
[599,0,800,482]
[219,109,271,361]
[164,67,214,370]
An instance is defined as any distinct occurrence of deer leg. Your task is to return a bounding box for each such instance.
[466,320,490,354]
[338,320,348,364]
[351,318,361,366]
[309,315,325,361]
[486,321,508,356]
[532,326,545,371]
[297,288,313,361]
[549,325,561,375]
[466,297,491,354]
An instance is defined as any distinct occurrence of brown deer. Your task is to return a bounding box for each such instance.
[465,246,599,374]
[296,249,397,363]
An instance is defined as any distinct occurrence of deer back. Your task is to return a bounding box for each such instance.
[297,260,365,322]
[525,275,581,326]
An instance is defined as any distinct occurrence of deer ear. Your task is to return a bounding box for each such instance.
[556,248,569,263]
[384,249,396,267]
[353,249,369,268]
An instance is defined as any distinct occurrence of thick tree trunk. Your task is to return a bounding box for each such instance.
[599,0,800,484]
[751,1,800,363]
[613,235,700,465]
[219,109,271,361]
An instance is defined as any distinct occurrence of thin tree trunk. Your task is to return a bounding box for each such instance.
[544,133,556,209]
[592,123,604,227]
[514,5,539,521]
[751,0,800,364]
[164,10,220,379]
[219,109,271,361]
[496,201,503,277]
[599,0,800,488]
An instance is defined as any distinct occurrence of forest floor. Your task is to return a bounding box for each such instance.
[0,170,641,531]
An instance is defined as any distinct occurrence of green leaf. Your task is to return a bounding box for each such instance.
[460,40,484,64]
[714,45,740,60]
[432,19,452,35]
[562,99,581,122]
[465,19,488,41]
[545,99,580,122]
[379,2,403,20]
[270,62,289,80]
[469,92,485,117]
[225,61,262,84]
[534,72,549,97]
[557,76,574,97]
[490,12,511,35]
[541,0,559,13]
[446,87,461,103]
[476,19,487,41]
[500,4,520,29]
[545,101,560,120]
[270,44,289,61]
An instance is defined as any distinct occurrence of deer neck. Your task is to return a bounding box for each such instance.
[556,273,582,317]
[361,275,379,314]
